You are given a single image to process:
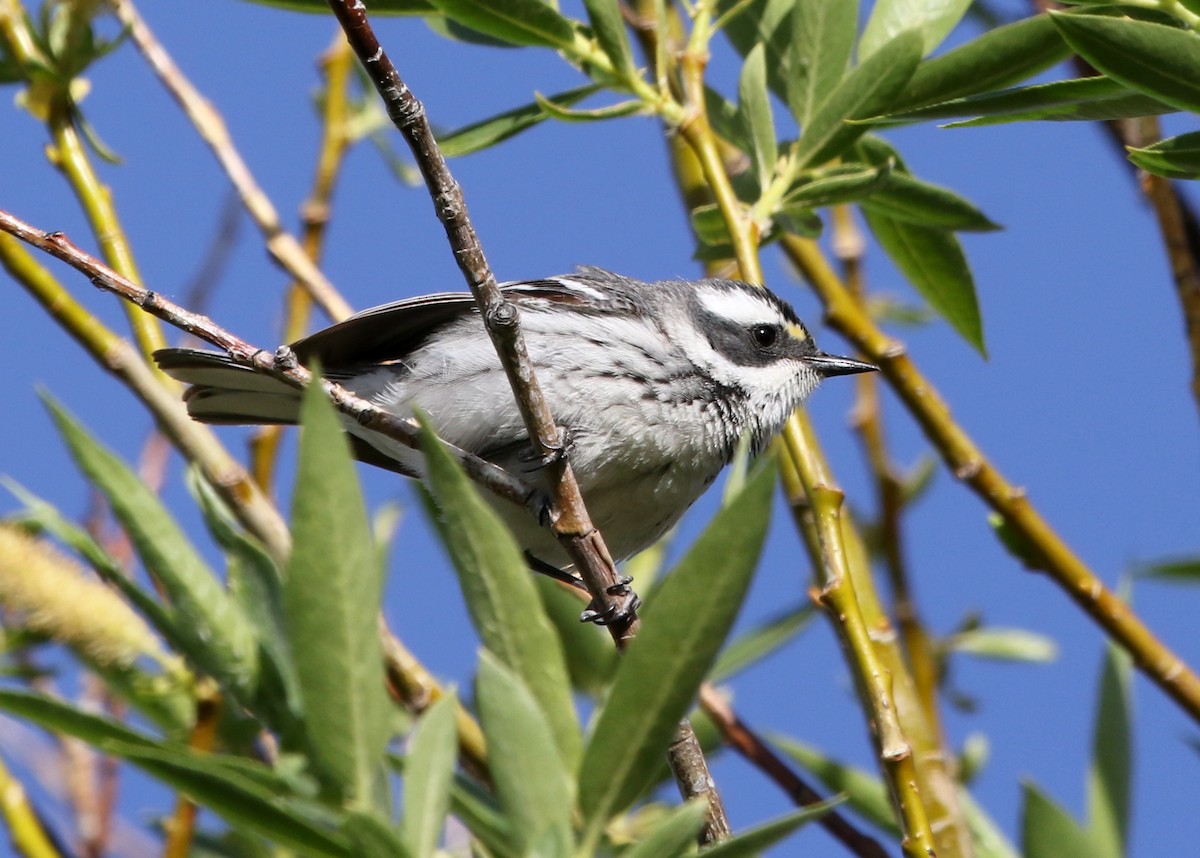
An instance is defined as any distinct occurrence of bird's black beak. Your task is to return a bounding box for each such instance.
[807,352,878,377]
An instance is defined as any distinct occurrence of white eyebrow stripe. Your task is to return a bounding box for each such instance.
[696,287,782,326]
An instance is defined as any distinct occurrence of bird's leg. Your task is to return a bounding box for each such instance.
[523,553,640,626]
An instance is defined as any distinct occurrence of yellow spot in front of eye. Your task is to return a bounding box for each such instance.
[786,323,810,343]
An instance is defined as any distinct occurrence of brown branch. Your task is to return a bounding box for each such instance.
[320,0,732,841]
[0,209,539,518]
[698,685,891,858]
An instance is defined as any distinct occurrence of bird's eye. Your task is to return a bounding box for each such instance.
[751,324,778,348]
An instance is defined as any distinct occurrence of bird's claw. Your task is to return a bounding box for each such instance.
[579,576,640,626]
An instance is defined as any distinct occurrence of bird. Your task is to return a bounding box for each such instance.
[155,267,874,615]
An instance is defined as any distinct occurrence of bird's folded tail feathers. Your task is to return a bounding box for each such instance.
[154,348,303,425]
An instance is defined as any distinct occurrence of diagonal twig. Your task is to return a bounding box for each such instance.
[320,0,730,841]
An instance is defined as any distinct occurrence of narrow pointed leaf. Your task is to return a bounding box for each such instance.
[1051,13,1200,114]
[237,0,435,12]
[428,0,577,48]
[780,163,893,210]
[1087,644,1132,858]
[957,788,1022,858]
[110,743,352,858]
[717,0,798,110]
[284,382,390,806]
[583,0,635,78]
[446,771,514,855]
[1128,131,1200,180]
[886,75,1173,125]
[417,416,581,769]
[1136,555,1200,581]
[187,470,303,737]
[894,14,1069,113]
[738,43,777,190]
[342,814,413,858]
[42,396,260,697]
[402,695,458,858]
[862,207,985,353]
[946,627,1058,662]
[860,0,971,60]
[701,800,844,857]
[437,83,601,157]
[768,733,898,834]
[577,464,775,830]
[788,0,856,125]
[476,651,573,857]
[861,172,1000,231]
[621,800,709,858]
[534,576,618,697]
[710,602,814,683]
[794,30,922,169]
[1022,782,1097,858]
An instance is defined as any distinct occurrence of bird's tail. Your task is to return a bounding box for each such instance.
[154,349,303,425]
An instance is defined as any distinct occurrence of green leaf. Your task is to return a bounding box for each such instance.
[577,463,775,834]
[767,733,898,834]
[1128,131,1200,180]
[954,788,1022,858]
[446,770,514,855]
[342,813,413,858]
[861,172,1000,232]
[186,469,303,739]
[1087,644,1132,858]
[0,690,349,856]
[1022,782,1097,858]
[533,575,618,697]
[738,42,778,191]
[621,800,709,858]
[794,29,922,169]
[402,696,458,858]
[717,0,798,113]
[945,627,1058,662]
[860,0,971,60]
[1136,554,1200,581]
[583,0,635,78]
[781,162,894,210]
[862,207,984,353]
[284,381,390,807]
[111,742,353,858]
[893,14,1069,114]
[702,800,843,857]
[1051,12,1200,114]
[709,602,814,683]
[427,0,577,48]
[788,0,856,125]
[887,75,1173,126]
[691,203,735,246]
[416,415,581,769]
[475,651,574,857]
[437,83,601,156]
[42,396,260,698]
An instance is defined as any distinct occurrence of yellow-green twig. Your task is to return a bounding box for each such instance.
[784,233,1200,726]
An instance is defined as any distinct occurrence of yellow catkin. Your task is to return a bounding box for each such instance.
[0,525,163,668]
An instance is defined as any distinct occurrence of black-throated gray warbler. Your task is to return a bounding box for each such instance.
[156,268,873,585]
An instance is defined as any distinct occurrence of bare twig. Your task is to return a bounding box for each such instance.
[0,210,541,522]
[698,685,891,858]
[109,0,355,323]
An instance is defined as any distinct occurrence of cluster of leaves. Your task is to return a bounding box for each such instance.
[1,381,842,855]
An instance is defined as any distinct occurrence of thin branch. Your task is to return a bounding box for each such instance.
[320,1,732,841]
[697,685,891,858]
[109,0,355,323]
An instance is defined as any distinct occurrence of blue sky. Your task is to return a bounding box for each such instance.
[2,1,1199,855]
